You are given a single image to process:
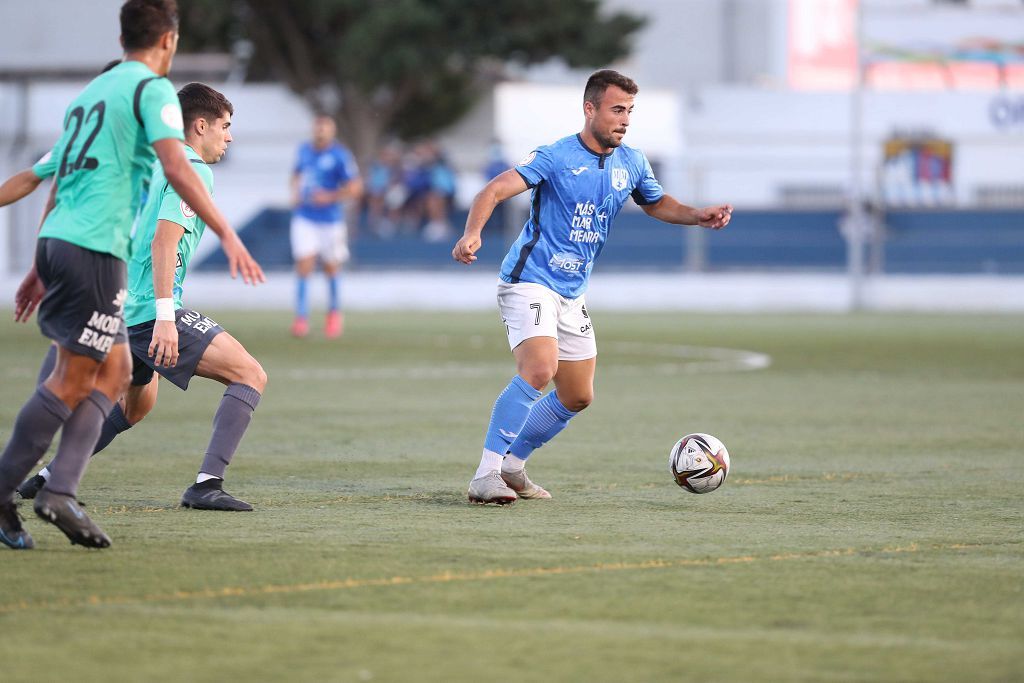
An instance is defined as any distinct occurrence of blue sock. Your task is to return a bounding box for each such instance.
[508,391,578,461]
[327,274,341,312]
[296,276,309,318]
[483,376,542,456]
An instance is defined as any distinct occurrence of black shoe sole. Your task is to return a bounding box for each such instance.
[180,500,253,511]
[34,504,111,548]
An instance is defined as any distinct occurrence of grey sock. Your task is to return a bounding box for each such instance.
[92,403,132,455]
[0,386,71,503]
[199,383,261,479]
[45,390,114,498]
[36,345,58,385]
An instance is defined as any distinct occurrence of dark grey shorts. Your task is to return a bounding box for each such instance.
[128,308,224,390]
[35,238,128,362]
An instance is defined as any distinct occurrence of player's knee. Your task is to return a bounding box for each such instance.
[116,365,132,394]
[518,365,555,390]
[244,359,268,393]
[562,391,593,413]
[53,382,93,409]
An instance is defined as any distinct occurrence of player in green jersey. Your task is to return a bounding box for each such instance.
[0,0,263,550]
[2,60,123,326]
[21,83,267,511]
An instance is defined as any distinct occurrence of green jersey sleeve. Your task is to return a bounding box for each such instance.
[138,77,185,144]
[32,150,56,179]
[156,185,199,234]
[155,163,211,234]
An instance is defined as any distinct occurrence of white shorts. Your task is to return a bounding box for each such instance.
[497,281,596,361]
[290,215,350,264]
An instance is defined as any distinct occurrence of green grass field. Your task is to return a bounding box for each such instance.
[1,311,1021,682]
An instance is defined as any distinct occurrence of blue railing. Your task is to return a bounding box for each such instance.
[196,208,1024,274]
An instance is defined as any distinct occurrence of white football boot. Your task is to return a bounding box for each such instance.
[500,467,551,499]
[467,470,517,505]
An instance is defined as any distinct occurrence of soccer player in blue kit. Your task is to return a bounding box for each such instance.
[289,115,363,338]
[452,70,733,504]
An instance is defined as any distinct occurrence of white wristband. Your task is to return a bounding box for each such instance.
[155,298,176,322]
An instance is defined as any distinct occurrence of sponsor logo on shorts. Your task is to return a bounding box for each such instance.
[180,199,195,218]
[77,310,122,354]
[179,309,218,334]
[112,288,126,314]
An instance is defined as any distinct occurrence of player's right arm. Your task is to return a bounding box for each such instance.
[0,169,44,208]
[452,169,528,264]
[153,139,264,285]
[147,218,185,368]
[13,167,58,323]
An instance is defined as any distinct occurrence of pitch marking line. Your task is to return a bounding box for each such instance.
[0,542,997,615]
[281,342,771,382]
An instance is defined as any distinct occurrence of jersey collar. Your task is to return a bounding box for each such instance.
[575,133,615,169]
[184,144,206,164]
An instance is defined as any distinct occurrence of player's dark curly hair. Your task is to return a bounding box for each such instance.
[584,70,639,107]
[178,82,234,130]
[120,0,179,51]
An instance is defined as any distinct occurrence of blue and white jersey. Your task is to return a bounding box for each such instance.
[499,134,664,298]
[293,141,359,224]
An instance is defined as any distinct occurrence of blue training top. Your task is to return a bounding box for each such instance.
[499,134,665,299]
[293,141,359,224]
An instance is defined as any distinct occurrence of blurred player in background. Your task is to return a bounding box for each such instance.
[0,0,262,550]
[452,69,733,505]
[19,83,267,512]
[290,114,363,338]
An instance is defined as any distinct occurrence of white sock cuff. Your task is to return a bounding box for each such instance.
[500,455,526,472]
[473,449,505,479]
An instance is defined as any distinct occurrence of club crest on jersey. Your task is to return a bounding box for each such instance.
[180,199,196,218]
[518,151,537,166]
[161,103,184,130]
[611,168,629,192]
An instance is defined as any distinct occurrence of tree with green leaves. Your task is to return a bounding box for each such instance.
[179,0,644,164]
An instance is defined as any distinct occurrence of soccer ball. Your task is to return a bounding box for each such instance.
[669,433,730,494]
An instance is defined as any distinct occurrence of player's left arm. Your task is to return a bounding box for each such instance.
[148,219,186,368]
[641,195,733,230]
